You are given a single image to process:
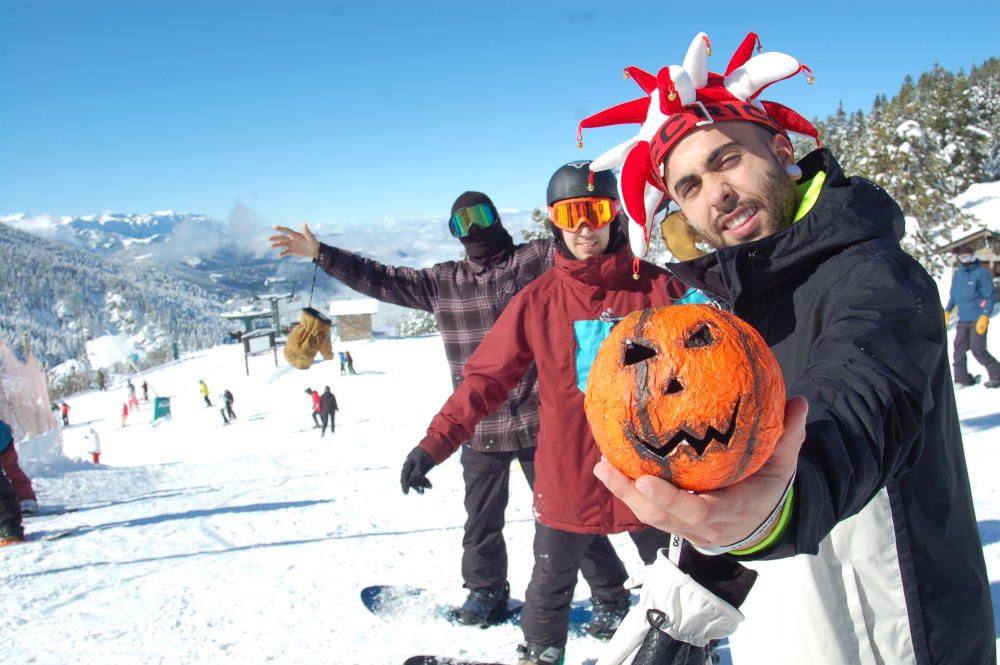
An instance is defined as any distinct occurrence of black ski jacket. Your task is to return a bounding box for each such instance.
[319,390,338,416]
[667,149,993,664]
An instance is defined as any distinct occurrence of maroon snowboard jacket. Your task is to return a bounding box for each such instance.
[419,245,685,534]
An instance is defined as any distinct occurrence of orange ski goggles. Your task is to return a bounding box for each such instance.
[547,197,621,232]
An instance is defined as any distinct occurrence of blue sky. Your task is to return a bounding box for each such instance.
[2,1,998,229]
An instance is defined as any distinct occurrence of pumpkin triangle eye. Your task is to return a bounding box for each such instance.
[663,378,684,395]
[623,340,657,366]
[685,324,715,348]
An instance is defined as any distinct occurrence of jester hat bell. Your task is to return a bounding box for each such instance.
[578,32,820,260]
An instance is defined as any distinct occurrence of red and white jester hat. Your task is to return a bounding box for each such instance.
[578,32,821,261]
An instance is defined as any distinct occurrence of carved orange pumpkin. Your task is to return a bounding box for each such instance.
[584,304,785,491]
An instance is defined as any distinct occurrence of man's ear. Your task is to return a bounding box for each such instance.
[770,132,796,168]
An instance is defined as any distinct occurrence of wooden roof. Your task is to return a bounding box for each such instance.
[937,228,1000,253]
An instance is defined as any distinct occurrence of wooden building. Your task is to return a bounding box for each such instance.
[327,298,379,341]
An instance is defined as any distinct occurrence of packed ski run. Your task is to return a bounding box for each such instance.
[1,312,999,664]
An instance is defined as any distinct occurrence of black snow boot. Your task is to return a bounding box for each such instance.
[452,581,510,626]
[0,518,25,546]
[516,642,564,665]
[587,596,631,640]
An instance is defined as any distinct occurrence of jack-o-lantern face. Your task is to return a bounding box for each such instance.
[584,304,785,491]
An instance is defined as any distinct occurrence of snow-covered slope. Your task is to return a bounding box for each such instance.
[3,323,999,664]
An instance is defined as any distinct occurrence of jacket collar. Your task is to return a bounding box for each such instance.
[554,243,640,288]
[667,149,905,304]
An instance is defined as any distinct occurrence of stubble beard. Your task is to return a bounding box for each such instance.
[710,162,799,249]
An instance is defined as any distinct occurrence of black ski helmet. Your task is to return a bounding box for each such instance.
[546,160,619,205]
[545,160,626,257]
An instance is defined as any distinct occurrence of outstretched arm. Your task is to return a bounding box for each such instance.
[400,292,535,496]
[270,224,439,311]
[599,253,946,559]
[419,293,535,462]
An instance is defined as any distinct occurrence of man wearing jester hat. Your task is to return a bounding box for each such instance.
[586,32,992,665]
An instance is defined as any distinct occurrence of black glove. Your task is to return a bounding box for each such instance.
[400,446,436,495]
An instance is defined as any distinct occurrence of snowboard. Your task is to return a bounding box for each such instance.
[40,529,77,541]
[403,657,507,665]
[361,585,594,634]
[361,584,519,627]
[18,528,78,543]
[23,505,78,518]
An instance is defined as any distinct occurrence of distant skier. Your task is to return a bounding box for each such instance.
[319,386,338,437]
[0,419,37,516]
[127,381,139,412]
[60,402,70,427]
[345,351,356,375]
[305,388,321,428]
[338,351,348,376]
[85,427,101,464]
[121,402,129,428]
[199,380,212,407]
[96,369,106,392]
[945,253,1000,388]
[220,389,236,425]
[142,380,150,401]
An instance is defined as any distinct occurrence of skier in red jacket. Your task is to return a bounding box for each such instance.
[305,388,321,429]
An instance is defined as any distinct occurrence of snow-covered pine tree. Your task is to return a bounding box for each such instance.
[800,58,999,279]
[522,208,554,242]
[395,310,438,337]
[915,65,990,193]
[861,82,974,277]
[968,58,1000,180]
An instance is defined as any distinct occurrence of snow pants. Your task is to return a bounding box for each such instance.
[0,445,36,502]
[320,411,335,435]
[953,320,1000,383]
[460,444,642,600]
[0,468,21,527]
[520,521,668,647]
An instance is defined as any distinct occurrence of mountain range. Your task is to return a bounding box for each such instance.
[0,207,544,369]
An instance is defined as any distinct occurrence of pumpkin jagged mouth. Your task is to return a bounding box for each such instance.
[628,397,741,458]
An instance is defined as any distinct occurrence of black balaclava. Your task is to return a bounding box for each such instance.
[549,215,627,259]
[451,191,514,266]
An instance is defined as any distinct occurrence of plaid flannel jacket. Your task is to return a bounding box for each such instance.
[314,239,555,452]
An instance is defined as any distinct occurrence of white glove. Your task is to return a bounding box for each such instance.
[597,550,744,665]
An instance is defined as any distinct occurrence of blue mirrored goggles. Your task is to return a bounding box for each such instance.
[448,203,498,238]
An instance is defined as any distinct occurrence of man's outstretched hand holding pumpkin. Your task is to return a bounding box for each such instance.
[594,396,809,553]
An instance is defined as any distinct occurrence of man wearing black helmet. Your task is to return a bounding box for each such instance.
[399,162,687,665]
[271,192,634,633]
